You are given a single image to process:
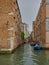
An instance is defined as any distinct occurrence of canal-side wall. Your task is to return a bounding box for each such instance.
[33,0,49,49]
[33,0,46,46]
[46,1,49,45]
[0,0,22,53]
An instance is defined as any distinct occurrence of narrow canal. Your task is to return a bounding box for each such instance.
[0,43,49,65]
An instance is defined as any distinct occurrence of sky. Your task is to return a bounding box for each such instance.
[18,0,41,31]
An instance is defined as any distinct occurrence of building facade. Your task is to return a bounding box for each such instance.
[23,23,29,39]
[33,0,49,48]
[21,22,29,39]
[0,0,22,52]
[33,0,46,46]
[46,0,49,44]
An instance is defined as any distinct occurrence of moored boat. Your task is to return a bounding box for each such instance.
[34,44,42,50]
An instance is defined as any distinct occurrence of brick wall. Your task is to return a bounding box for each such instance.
[33,0,46,46]
[0,0,22,50]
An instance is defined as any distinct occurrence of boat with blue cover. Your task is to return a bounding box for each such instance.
[34,44,42,50]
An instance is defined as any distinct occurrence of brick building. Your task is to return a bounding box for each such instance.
[0,0,22,53]
[33,0,46,47]
[46,0,49,47]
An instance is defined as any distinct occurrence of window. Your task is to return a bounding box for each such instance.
[13,17,15,19]
[13,2,15,5]
[46,18,49,31]
[46,0,49,4]
[17,15,18,17]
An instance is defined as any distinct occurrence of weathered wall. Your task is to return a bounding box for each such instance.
[33,0,46,46]
[0,0,22,50]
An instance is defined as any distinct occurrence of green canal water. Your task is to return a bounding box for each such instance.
[0,43,49,65]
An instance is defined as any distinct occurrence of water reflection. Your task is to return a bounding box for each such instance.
[0,44,49,65]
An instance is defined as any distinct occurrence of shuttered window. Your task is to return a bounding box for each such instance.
[46,18,49,31]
